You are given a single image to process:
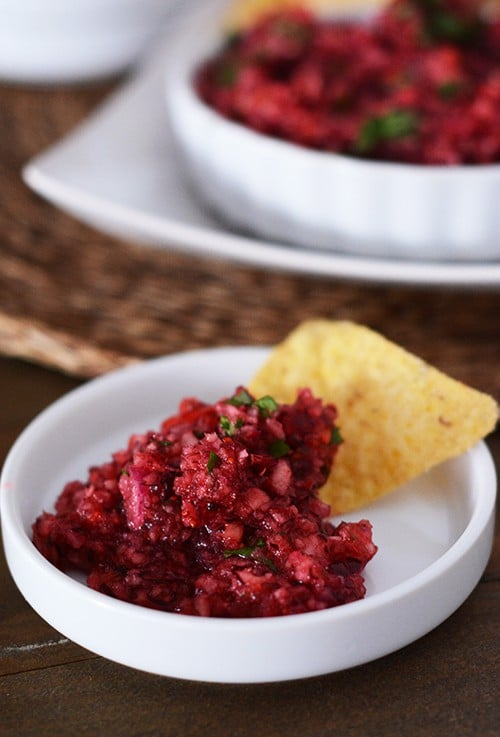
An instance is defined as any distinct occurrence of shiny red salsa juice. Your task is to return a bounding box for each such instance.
[33,388,376,617]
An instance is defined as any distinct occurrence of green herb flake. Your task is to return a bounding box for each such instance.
[220,415,243,436]
[269,439,291,458]
[223,539,277,571]
[438,80,461,100]
[223,538,265,559]
[207,451,221,474]
[258,555,278,573]
[255,395,279,415]
[227,390,281,416]
[220,415,231,433]
[228,389,254,407]
[429,12,482,44]
[420,0,485,45]
[215,61,239,87]
[330,427,344,446]
[355,110,419,154]
[223,545,254,559]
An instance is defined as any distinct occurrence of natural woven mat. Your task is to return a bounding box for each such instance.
[1,82,499,399]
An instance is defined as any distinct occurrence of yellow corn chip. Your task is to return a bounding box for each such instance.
[250,319,498,514]
[223,0,386,30]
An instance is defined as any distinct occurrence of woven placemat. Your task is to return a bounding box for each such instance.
[1,81,499,400]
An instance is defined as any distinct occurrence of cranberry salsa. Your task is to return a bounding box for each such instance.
[195,0,500,164]
[33,388,376,618]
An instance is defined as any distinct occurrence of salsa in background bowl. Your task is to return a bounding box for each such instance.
[165,0,500,260]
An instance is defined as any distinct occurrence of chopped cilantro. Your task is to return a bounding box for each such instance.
[220,415,243,436]
[257,555,278,573]
[419,0,485,45]
[228,389,254,407]
[269,439,291,458]
[255,395,279,415]
[438,81,461,100]
[207,451,221,473]
[227,390,280,416]
[355,110,418,154]
[223,539,265,559]
[223,539,277,571]
[428,11,483,44]
[215,61,239,87]
[330,427,343,446]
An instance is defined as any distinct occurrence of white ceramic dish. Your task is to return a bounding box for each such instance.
[22,7,500,287]
[166,2,500,262]
[0,0,183,84]
[1,347,496,683]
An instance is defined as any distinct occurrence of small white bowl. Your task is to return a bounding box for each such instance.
[165,5,500,261]
[1,347,496,683]
[0,0,180,84]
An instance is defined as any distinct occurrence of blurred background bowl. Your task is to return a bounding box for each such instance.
[0,0,183,84]
[165,1,500,262]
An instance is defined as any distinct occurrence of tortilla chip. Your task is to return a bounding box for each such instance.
[222,0,386,30]
[250,319,498,514]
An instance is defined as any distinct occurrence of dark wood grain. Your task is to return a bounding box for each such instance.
[3,601,500,737]
[2,564,499,737]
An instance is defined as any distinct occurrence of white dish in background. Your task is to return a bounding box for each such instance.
[1,347,496,683]
[166,2,500,262]
[0,0,185,84]
[22,1,500,286]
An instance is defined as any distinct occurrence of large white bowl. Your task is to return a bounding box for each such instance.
[165,3,500,261]
[0,0,182,84]
[1,347,496,683]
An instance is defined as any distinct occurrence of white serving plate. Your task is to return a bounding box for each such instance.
[22,2,500,287]
[1,347,496,683]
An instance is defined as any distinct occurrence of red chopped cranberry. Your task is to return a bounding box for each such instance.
[33,387,377,617]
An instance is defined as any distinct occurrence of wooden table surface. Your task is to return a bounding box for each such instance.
[1,52,499,736]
